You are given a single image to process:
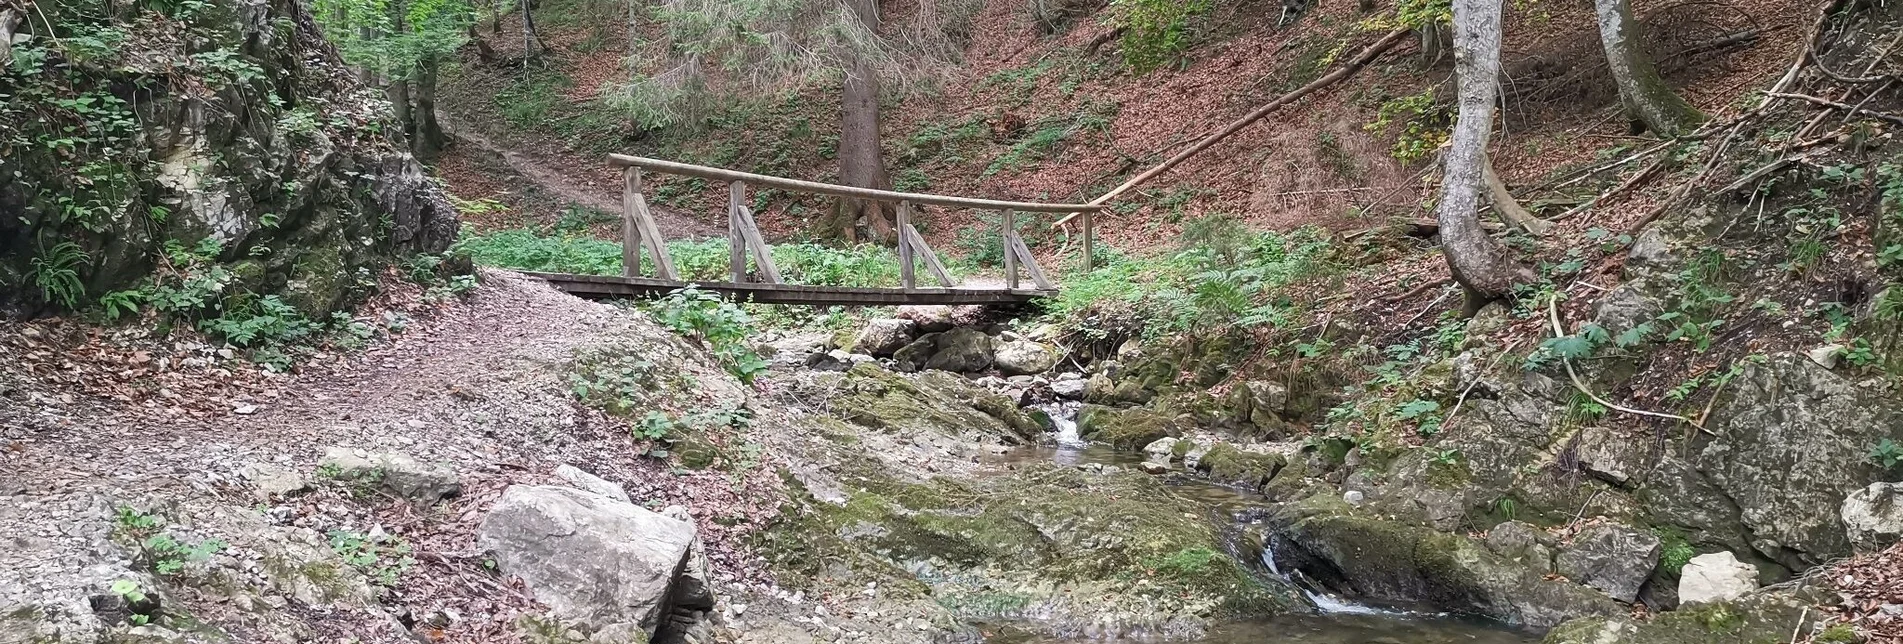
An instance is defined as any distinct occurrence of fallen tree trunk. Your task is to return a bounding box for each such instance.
[1053,27,1412,229]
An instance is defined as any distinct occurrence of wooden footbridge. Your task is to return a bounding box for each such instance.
[528,155,1104,306]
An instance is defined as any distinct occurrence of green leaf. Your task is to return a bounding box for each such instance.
[1542,334,1595,360]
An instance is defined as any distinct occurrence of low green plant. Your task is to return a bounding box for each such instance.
[29,241,89,308]
[1871,438,1903,470]
[328,529,415,586]
[1655,528,1694,576]
[648,287,769,384]
[1147,547,1219,576]
[570,348,662,415]
[113,507,224,576]
[1365,90,1452,164]
[1109,0,1211,73]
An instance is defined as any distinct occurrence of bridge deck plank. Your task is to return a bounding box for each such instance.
[524,272,1053,305]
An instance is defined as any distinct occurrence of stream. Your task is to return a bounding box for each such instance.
[1001,405,1537,644]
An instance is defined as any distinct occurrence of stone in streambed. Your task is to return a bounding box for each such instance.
[853,319,918,357]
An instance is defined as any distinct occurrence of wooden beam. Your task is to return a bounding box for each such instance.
[524,272,1050,305]
[622,167,642,277]
[897,201,916,290]
[903,224,954,287]
[1009,234,1053,290]
[728,181,746,283]
[608,154,1103,213]
[1002,209,1018,290]
[737,205,782,283]
[629,192,677,280]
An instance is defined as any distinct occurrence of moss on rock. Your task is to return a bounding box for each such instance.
[1195,444,1286,489]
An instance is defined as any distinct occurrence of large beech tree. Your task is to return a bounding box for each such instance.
[1437,0,1535,306]
[1593,0,1703,135]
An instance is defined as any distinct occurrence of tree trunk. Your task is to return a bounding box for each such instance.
[522,0,545,58]
[1438,0,1535,302]
[834,0,895,243]
[412,56,448,157]
[1594,0,1702,135]
[0,10,20,69]
[1481,151,1549,235]
[387,76,414,139]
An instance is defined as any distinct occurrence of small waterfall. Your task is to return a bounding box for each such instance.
[1259,544,1396,616]
[1032,402,1089,448]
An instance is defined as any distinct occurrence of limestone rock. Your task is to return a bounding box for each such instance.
[1808,344,1845,370]
[1625,229,1676,276]
[478,485,698,640]
[1138,461,1170,475]
[1573,427,1648,487]
[992,340,1058,376]
[1486,521,1554,572]
[924,327,994,373]
[1555,523,1661,603]
[241,463,310,500]
[1677,551,1757,605]
[1050,377,1088,399]
[853,319,917,357]
[319,447,460,503]
[895,305,963,333]
[1699,355,1903,565]
[804,349,854,372]
[1591,283,1663,338]
[892,333,940,373]
[1142,437,1179,463]
[554,464,630,503]
[1841,481,1903,550]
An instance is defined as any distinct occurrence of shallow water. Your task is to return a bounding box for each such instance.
[987,437,1538,644]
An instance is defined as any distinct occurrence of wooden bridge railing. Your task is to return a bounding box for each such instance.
[605,154,1106,292]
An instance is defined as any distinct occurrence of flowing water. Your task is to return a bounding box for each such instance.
[988,406,1537,644]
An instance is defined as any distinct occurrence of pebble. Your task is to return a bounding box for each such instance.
[234,404,257,415]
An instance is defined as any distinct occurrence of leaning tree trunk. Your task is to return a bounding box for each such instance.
[386,76,414,140]
[834,0,896,243]
[0,8,19,69]
[522,0,545,59]
[412,56,448,157]
[1438,0,1535,307]
[1594,0,1702,135]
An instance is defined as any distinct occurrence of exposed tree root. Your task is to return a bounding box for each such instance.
[1546,294,1706,431]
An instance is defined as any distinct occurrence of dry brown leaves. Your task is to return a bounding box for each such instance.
[1830,544,1903,643]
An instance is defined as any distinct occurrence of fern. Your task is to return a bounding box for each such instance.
[29,242,89,309]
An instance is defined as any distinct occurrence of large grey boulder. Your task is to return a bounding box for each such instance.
[853,319,917,357]
[477,485,699,642]
[1841,481,1903,550]
[992,340,1058,376]
[924,327,994,373]
[895,305,965,333]
[1555,523,1660,603]
[1698,355,1903,566]
[319,447,460,503]
[1486,521,1554,573]
[1677,551,1758,605]
[554,464,630,503]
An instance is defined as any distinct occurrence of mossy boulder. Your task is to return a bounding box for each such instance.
[1543,588,1833,644]
[1194,444,1286,489]
[1082,408,1180,450]
[759,464,1301,639]
[829,363,1039,442]
[1268,498,1622,629]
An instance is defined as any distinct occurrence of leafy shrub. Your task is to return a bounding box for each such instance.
[1109,0,1211,74]
[28,242,89,308]
[1365,90,1452,164]
[648,287,769,384]
[1047,224,1332,339]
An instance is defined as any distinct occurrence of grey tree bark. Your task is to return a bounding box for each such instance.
[1438,0,1535,305]
[412,56,447,157]
[522,0,545,58]
[0,9,18,69]
[834,0,896,243]
[1594,0,1702,135]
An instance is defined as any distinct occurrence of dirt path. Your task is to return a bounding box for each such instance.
[0,271,780,643]
[442,115,717,239]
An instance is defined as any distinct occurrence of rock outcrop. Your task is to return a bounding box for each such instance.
[1677,551,1758,605]
[1555,523,1662,603]
[1841,481,1903,551]
[478,485,701,642]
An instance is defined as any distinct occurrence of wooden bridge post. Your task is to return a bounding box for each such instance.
[728,181,746,283]
[1002,209,1018,290]
[897,201,916,290]
[622,167,643,277]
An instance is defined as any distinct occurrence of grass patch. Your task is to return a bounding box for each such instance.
[457,229,912,288]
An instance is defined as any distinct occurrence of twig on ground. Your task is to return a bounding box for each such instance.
[1764,91,1903,126]
[1547,294,1706,431]
[1790,606,1809,644]
[1383,277,1454,303]
[1402,287,1455,326]
[1551,154,1668,222]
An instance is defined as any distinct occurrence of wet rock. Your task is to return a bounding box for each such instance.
[1555,523,1661,603]
[478,485,698,641]
[924,328,994,373]
[992,340,1058,376]
[853,319,917,357]
[1677,551,1757,605]
[1840,481,1903,550]
[1545,588,1828,644]
[1050,377,1088,399]
[241,463,310,500]
[1080,408,1177,450]
[1141,437,1179,463]
[891,333,939,372]
[1270,503,1620,629]
[1486,521,1554,572]
[1138,461,1170,475]
[319,447,460,504]
[554,464,630,503]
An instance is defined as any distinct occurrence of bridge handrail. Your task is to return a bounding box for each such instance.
[607,154,1103,214]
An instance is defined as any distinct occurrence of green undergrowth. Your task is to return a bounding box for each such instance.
[1043,216,1336,344]
[456,229,909,287]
